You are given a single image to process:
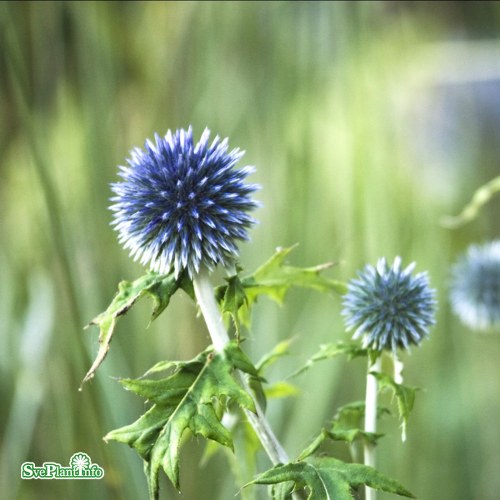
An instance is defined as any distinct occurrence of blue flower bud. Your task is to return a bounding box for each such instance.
[450,241,500,331]
[342,257,436,352]
[111,127,259,278]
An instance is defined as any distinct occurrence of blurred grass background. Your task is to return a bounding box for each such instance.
[2,1,500,499]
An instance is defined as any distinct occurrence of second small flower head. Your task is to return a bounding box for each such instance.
[111,127,260,278]
[450,241,500,331]
[342,257,436,353]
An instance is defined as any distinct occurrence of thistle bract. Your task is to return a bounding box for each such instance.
[111,127,259,278]
[450,241,500,331]
[342,257,436,352]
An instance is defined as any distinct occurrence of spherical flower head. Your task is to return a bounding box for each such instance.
[111,127,259,278]
[342,257,436,352]
[450,241,500,331]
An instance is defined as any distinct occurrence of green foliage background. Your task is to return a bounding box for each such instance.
[2,2,500,499]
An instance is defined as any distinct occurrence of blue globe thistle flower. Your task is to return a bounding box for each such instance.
[342,257,436,352]
[450,241,500,331]
[111,127,259,278]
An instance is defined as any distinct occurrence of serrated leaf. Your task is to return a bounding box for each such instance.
[105,342,258,498]
[292,341,368,378]
[216,246,346,328]
[225,340,268,412]
[297,429,331,461]
[441,175,500,228]
[297,403,387,462]
[220,274,247,340]
[332,401,366,428]
[296,424,378,462]
[373,373,418,440]
[242,245,347,305]
[119,369,199,406]
[248,457,415,499]
[82,271,184,387]
[140,348,214,378]
[104,402,176,460]
[329,401,387,446]
[224,341,261,378]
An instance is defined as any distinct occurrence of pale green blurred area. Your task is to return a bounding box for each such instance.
[2,2,500,499]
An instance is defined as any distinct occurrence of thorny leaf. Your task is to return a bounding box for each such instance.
[217,246,346,328]
[248,457,415,500]
[292,341,368,378]
[81,272,188,387]
[372,372,419,441]
[297,402,387,462]
[104,342,260,499]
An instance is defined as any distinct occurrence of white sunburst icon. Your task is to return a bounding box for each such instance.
[70,452,91,476]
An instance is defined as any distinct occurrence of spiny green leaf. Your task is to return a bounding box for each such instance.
[82,271,184,387]
[297,429,331,461]
[372,372,419,441]
[297,402,386,462]
[224,341,261,378]
[104,403,176,460]
[220,274,247,340]
[328,401,386,446]
[242,245,347,305]
[441,175,500,228]
[248,457,415,499]
[119,370,199,405]
[141,348,208,377]
[105,342,259,497]
[217,246,346,328]
[225,340,268,412]
[143,460,158,500]
[332,401,366,428]
[292,341,368,378]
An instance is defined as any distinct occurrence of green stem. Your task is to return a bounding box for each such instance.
[364,355,382,500]
[192,267,290,465]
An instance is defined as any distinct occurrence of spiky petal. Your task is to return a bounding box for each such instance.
[450,241,500,331]
[111,127,259,278]
[342,257,436,352]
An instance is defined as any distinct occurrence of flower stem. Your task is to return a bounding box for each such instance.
[192,268,229,353]
[192,267,290,466]
[364,355,382,500]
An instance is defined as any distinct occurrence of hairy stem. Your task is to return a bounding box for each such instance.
[192,267,290,465]
[364,355,382,500]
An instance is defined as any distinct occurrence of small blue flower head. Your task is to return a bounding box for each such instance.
[450,241,500,331]
[111,127,259,278]
[342,257,436,352]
